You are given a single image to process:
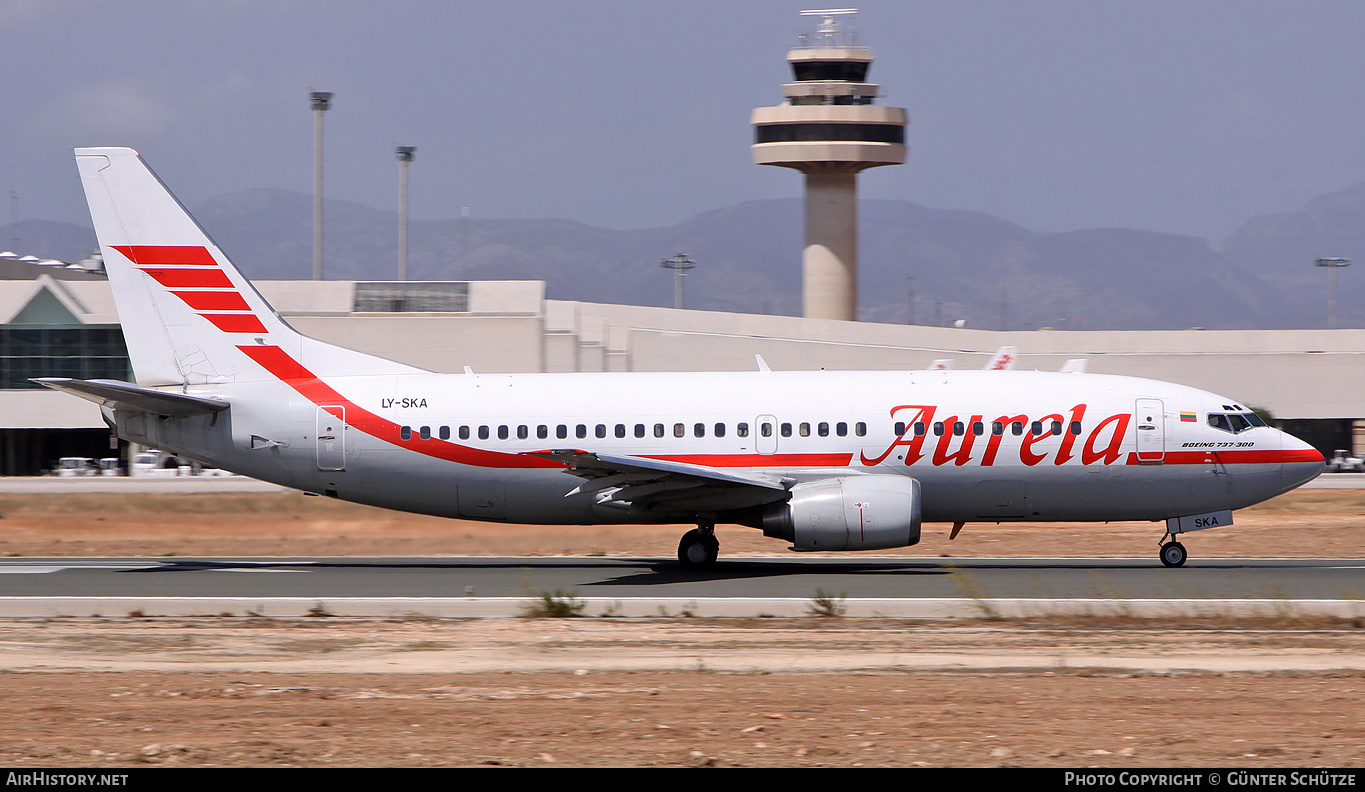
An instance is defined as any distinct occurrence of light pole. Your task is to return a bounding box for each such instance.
[310,91,332,281]
[660,254,697,310]
[396,146,416,281]
[1315,257,1351,330]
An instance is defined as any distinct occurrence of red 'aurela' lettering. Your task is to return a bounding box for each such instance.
[860,405,936,466]
[932,415,982,466]
[1082,413,1130,465]
[1020,413,1064,466]
[1053,404,1087,465]
[981,414,1026,466]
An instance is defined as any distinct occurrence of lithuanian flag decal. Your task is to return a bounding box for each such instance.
[1180,411,1198,422]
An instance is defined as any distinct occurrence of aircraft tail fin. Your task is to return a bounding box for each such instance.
[983,346,1017,371]
[74,147,422,386]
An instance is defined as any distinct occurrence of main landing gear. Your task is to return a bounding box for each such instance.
[1159,536,1188,568]
[678,524,719,570]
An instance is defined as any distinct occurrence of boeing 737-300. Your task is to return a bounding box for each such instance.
[39,148,1325,569]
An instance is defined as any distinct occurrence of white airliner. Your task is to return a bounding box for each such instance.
[41,148,1325,569]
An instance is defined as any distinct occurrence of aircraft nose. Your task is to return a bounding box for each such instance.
[1278,430,1325,491]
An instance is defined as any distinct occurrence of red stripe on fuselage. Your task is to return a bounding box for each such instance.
[1126,449,1324,466]
[113,245,216,266]
[236,345,561,469]
[235,346,858,473]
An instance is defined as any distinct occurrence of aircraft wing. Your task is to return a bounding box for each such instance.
[522,449,792,512]
[33,378,229,416]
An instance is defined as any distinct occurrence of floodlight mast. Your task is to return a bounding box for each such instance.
[310,91,333,281]
[660,253,697,310]
[1315,257,1352,330]
[396,146,416,281]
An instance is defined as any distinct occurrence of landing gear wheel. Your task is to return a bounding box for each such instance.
[677,527,719,570]
[1160,541,1187,568]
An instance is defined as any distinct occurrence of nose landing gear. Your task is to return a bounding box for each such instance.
[678,523,719,570]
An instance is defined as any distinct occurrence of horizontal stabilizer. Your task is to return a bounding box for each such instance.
[33,378,229,416]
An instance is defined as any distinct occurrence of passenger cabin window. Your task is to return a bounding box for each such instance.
[576,425,587,439]
[799,422,810,437]
[654,424,665,438]
[818,422,829,437]
[737,423,749,438]
[855,422,866,437]
[459,426,470,440]
[634,424,646,438]
[478,426,489,440]
[714,423,726,438]
[836,422,848,437]
[557,425,568,440]
[674,423,685,438]
[497,425,508,440]
[694,423,705,438]
[780,423,792,438]
[400,426,412,441]
[595,424,606,439]
[537,425,548,439]
[615,424,625,439]
[518,425,529,440]
[439,426,450,441]
[419,426,431,440]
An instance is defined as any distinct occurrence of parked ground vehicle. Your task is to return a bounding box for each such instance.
[1327,449,1363,473]
[54,457,96,477]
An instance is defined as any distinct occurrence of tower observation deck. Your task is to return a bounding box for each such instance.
[752,9,907,321]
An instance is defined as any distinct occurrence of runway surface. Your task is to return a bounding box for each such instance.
[3,555,1362,618]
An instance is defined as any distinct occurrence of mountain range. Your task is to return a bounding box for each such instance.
[5,183,1363,331]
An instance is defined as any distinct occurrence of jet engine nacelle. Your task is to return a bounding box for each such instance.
[760,475,921,551]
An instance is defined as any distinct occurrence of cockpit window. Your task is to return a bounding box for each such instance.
[1207,412,1263,435]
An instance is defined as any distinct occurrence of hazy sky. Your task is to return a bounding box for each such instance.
[5,0,1365,244]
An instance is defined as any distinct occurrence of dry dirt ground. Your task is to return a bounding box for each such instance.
[0,488,1362,768]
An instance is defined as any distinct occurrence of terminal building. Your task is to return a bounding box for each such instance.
[0,273,1361,475]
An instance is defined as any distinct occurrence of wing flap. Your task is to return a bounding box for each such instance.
[522,449,791,512]
[524,449,788,490]
[33,378,229,416]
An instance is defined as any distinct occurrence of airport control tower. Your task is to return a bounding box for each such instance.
[752,9,907,321]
